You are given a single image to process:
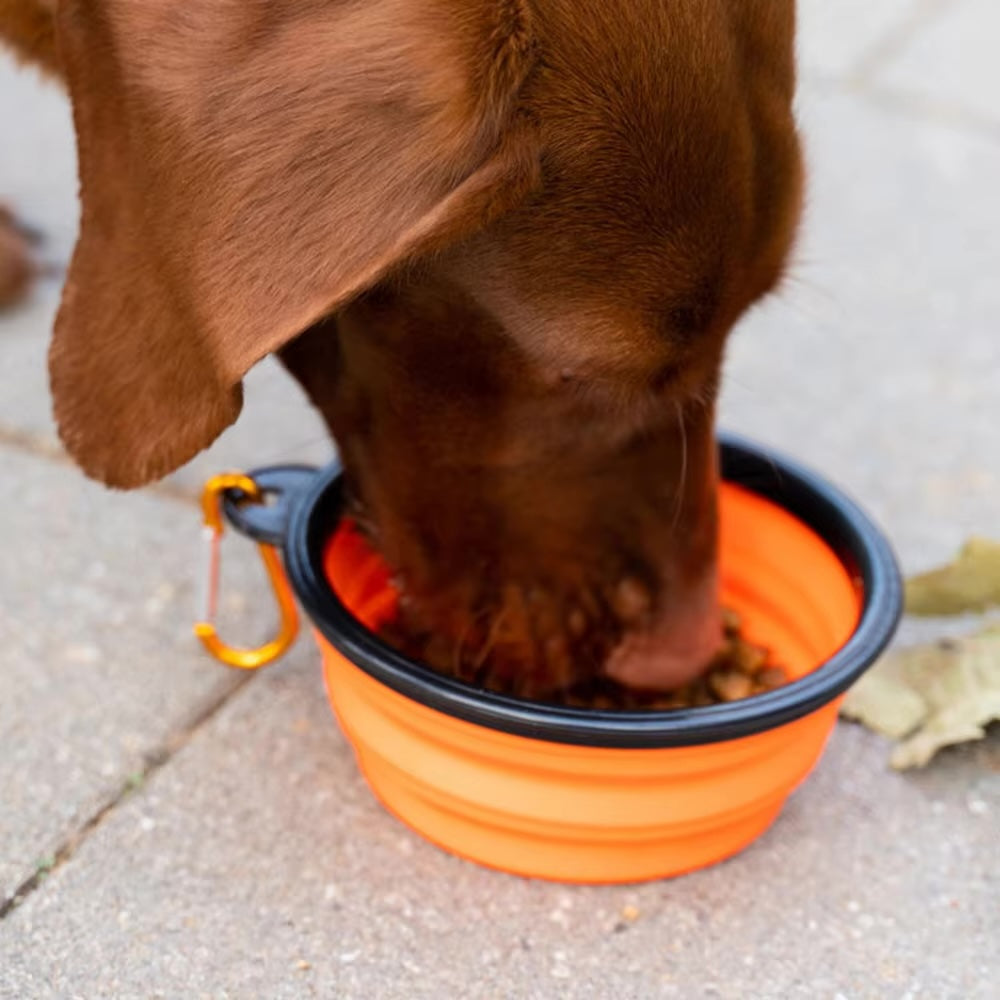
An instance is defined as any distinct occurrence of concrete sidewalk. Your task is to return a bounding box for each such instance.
[1,2,998,997]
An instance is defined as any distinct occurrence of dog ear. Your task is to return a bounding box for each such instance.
[50,0,537,487]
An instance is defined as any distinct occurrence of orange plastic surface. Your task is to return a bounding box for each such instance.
[315,483,861,883]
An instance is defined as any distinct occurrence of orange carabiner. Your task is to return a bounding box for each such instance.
[194,473,300,669]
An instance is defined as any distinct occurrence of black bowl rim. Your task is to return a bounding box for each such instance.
[280,432,903,749]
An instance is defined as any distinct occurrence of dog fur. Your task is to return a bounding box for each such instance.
[1,0,802,695]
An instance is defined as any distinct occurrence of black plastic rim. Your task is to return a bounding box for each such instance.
[279,432,903,748]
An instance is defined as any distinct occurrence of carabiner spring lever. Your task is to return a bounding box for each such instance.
[194,473,300,669]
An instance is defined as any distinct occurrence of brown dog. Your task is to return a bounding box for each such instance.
[1,0,802,698]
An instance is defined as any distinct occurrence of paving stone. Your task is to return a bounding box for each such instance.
[0,648,995,999]
[719,84,1000,574]
[797,0,921,79]
[0,448,284,904]
[875,0,1000,128]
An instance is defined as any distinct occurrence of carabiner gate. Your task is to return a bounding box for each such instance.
[194,473,300,669]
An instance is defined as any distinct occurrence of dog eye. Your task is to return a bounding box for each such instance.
[655,303,707,349]
[661,276,720,343]
[667,304,702,338]
[649,362,682,393]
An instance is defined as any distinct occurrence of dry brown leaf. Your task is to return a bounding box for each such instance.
[905,537,1000,616]
[841,625,1000,769]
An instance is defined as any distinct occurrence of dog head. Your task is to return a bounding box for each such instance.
[51,0,801,694]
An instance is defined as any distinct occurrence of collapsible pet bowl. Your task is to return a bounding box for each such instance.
[212,434,902,884]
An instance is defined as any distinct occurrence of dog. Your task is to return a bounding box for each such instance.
[0,0,802,698]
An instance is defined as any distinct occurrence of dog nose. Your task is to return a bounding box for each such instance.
[604,569,722,691]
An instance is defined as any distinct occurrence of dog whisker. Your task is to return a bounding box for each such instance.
[671,398,688,534]
[472,605,509,675]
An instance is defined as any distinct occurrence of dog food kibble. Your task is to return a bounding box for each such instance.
[557,610,789,709]
[380,605,789,710]
[755,666,790,690]
[708,668,754,703]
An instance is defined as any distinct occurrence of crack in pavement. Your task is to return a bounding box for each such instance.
[847,0,958,86]
[0,428,201,507]
[0,425,66,465]
[0,671,255,920]
[848,84,1000,143]
[803,72,1000,144]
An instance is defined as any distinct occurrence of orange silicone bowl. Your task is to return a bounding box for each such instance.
[277,434,902,884]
